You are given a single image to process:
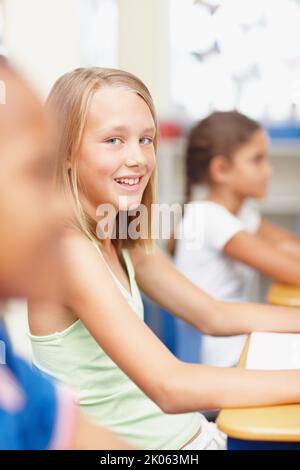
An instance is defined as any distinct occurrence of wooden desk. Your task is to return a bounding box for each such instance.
[216,337,300,442]
[267,283,300,307]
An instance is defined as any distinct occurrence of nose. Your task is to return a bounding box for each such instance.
[124,142,148,168]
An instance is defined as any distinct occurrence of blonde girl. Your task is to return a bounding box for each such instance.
[29,68,300,450]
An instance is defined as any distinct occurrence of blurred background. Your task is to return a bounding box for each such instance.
[1,0,300,357]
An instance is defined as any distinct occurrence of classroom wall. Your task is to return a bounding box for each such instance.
[118,0,171,115]
[3,0,82,97]
[2,0,171,112]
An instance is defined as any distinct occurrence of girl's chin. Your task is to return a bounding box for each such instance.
[114,195,144,211]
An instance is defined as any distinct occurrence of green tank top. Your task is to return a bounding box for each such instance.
[29,241,201,449]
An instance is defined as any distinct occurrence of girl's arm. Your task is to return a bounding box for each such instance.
[224,229,300,284]
[258,218,300,259]
[60,234,300,414]
[129,244,300,336]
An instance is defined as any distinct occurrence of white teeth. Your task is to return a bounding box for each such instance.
[115,177,140,185]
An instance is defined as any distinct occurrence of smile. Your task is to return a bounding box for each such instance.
[114,175,144,192]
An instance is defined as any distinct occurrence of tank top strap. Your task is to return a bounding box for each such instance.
[91,238,101,254]
[121,248,135,283]
[90,239,134,299]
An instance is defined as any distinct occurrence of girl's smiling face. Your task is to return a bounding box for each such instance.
[76,86,156,216]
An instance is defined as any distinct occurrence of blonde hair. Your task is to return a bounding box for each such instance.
[47,67,158,253]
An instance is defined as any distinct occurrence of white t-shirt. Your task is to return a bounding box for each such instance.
[174,200,261,367]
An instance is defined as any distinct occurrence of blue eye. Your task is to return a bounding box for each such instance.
[106,137,122,145]
[140,137,153,145]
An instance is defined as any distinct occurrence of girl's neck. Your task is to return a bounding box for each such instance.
[80,194,117,254]
[101,237,115,254]
[207,186,245,215]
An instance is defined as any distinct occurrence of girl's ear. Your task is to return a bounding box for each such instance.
[209,154,232,184]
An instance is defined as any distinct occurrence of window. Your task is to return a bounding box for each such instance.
[78,0,118,68]
[170,0,300,123]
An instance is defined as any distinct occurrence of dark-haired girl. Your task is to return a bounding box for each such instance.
[174,111,300,367]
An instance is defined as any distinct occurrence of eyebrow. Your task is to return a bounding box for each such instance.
[100,125,156,134]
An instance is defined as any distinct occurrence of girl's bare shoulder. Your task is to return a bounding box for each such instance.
[60,229,100,264]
